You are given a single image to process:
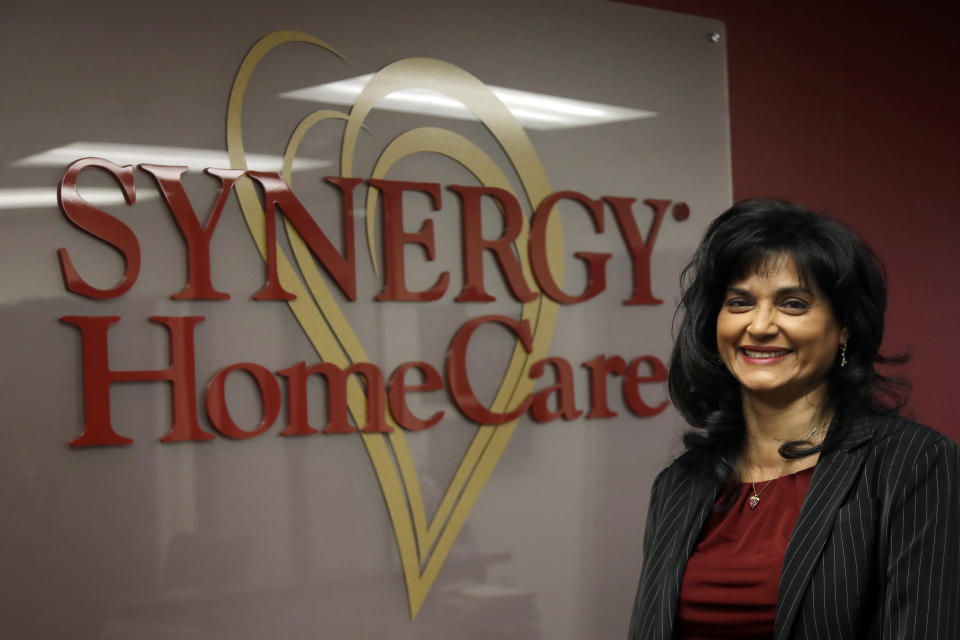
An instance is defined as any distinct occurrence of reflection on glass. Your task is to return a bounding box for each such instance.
[13,141,329,173]
[281,74,657,131]
[0,187,159,210]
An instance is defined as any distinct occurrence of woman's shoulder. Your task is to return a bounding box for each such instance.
[652,447,719,491]
[861,412,957,458]
[858,412,959,487]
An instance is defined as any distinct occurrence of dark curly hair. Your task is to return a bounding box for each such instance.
[668,198,908,481]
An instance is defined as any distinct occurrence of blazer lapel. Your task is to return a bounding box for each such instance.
[660,467,721,633]
[774,414,874,640]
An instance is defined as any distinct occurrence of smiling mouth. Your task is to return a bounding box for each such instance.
[741,348,791,359]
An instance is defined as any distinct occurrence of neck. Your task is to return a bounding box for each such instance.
[738,384,830,480]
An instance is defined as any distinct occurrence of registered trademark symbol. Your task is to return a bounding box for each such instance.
[672,202,690,221]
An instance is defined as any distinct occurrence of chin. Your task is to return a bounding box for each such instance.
[736,375,798,397]
[734,373,787,392]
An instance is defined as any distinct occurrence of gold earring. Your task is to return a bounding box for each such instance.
[840,341,848,368]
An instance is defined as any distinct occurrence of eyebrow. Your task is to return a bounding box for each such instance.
[725,285,815,297]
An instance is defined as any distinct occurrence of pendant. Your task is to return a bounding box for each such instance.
[748,495,760,509]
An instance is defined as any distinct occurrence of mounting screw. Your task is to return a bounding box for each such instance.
[708,32,721,43]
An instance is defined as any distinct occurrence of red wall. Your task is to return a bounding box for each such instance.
[626,0,960,441]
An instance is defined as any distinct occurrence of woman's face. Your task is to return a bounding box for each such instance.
[716,255,847,403]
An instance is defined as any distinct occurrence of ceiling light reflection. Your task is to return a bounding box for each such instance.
[0,187,158,211]
[13,142,329,173]
[280,74,656,131]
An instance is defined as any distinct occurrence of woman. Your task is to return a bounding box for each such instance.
[628,199,959,639]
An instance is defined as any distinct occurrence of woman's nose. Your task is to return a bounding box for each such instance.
[747,305,778,336]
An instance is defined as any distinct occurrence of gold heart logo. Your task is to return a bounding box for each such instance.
[226,31,563,618]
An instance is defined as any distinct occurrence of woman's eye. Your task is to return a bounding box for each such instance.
[724,298,752,310]
[780,299,809,312]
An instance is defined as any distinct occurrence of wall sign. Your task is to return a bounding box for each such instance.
[0,3,728,637]
[58,31,685,615]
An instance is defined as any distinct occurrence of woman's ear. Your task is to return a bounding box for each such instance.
[840,326,850,343]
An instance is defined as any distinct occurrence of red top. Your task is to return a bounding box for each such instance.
[675,466,815,640]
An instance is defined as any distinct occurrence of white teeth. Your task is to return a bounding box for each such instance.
[743,349,789,358]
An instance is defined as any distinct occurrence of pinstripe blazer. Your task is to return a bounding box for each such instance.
[628,413,960,639]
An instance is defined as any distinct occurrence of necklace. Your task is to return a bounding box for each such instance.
[748,479,775,509]
[745,421,821,510]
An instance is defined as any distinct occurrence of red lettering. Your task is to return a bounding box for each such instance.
[582,354,627,419]
[57,158,139,299]
[247,173,361,301]
[388,361,445,430]
[623,355,668,417]
[60,315,211,446]
[446,315,533,424]
[277,361,390,434]
[205,362,282,438]
[529,191,612,304]
[140,164,245,300]
[448,185,537,303]
[529,357,582,423]
[370,179,449,302]
[604,197,669,305]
